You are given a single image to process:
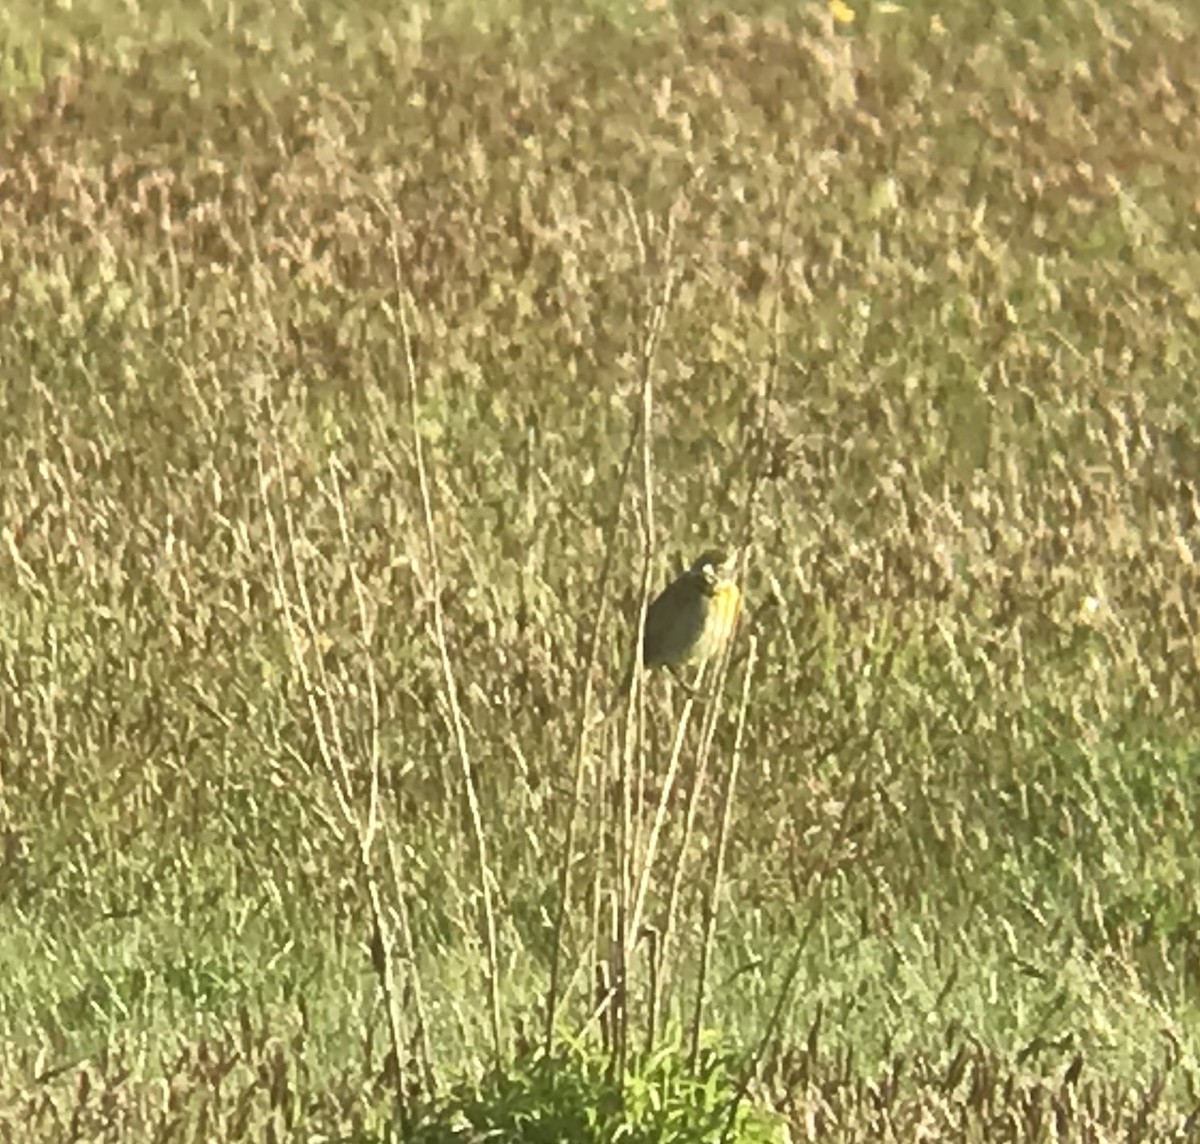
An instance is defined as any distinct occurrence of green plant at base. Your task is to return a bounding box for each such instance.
[406,1037,781,1144]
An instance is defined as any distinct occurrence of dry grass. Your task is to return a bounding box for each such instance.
[1,0,1198,1139]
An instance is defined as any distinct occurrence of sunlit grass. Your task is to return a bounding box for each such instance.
[1,0,1198,1139]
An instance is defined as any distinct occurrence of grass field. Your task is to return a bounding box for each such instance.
[2,0,1199,1139]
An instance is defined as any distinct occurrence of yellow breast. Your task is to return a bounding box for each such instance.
[700,582,740,660]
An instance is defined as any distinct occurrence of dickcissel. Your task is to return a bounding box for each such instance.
[616,549,741,701]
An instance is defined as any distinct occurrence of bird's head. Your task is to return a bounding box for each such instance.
[689,548,738,590]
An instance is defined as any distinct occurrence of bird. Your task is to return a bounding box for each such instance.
[614,549,741,706]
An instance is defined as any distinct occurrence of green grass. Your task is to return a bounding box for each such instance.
[2,0,1199,1139]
